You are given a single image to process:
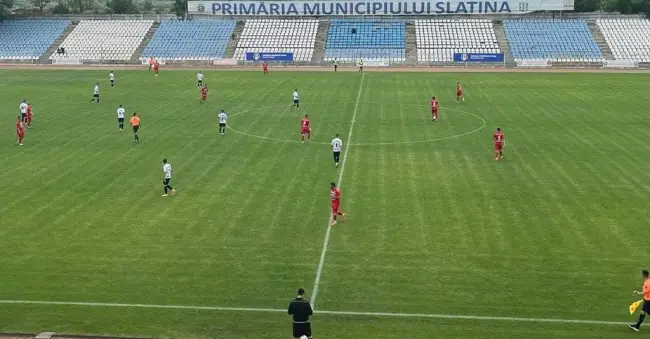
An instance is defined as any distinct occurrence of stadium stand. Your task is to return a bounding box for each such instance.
[324,19,406,62]
[597,19,650,62]
[415,19,500,62]
[503,19,604,62]
[233,19,318,62]
[142,20,236,61]
[0,20,70,60]
[52,20,153,61]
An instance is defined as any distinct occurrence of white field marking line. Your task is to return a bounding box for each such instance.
[0,300,629,326]
[227,104,484,146]
[310,73,366,309]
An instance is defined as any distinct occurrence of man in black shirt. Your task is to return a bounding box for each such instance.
[288,288,313,338]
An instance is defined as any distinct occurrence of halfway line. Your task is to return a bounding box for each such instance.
[0,299,627,326]
[310,73,366,309]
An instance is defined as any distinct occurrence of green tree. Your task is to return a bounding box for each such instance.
[142,0,153,12]
[52,0,70,13]
[105,0,137,13]
[30,0,52,13]
[172,0,185,17]
[0,0,14,20]
[574,0,600,12]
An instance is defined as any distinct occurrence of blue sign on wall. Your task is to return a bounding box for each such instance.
[453,53,505,62]
[245,52,294,61]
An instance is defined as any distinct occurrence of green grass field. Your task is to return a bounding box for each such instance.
[0,69,649,339]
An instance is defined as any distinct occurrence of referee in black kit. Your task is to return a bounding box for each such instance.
[288,288,313,338]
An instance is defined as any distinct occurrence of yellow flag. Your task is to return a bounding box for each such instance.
[630,300,643,315]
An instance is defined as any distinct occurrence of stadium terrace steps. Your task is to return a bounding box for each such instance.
[405,21,417,64]
[233,19,319,62]
[588,22,615,60]
[141,20,236,61]
[415,19,500,63]
[39,21,76,64]
[224,20,246,59]
[0,20,71,61]
[324,19,406,62]
[596,18,650,62]
[52,20,154,61]
[493,22,513,63]
[132,22,159,63]
[503,19,603,62]
[311,20,330,63]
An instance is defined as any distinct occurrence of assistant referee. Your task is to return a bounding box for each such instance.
[288,288,313,339]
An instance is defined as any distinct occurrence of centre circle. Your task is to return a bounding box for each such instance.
[226,102,485,146]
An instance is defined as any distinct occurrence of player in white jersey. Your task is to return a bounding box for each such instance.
[197,72,204,87]
[116,104,125,130]
[331,134,343,168]
[161,158,176,197]
[292,89,300,109]
[109,71,115,88]
[19,100,28,123]
[90,83,100,103]
[217,109,228,136]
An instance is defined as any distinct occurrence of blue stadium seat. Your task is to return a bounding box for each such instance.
[503,19,603,61]
[0,20,70,60]
[324,19,406,62]
[142,20,236,61]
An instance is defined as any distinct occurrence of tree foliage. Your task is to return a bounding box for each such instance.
[0,0,14,21]
[105,0,138,13]
[573,0,650,13]
[30,0,52,13]
[142,0,153,12]
[173,0,186,18]
[52,0,70,14]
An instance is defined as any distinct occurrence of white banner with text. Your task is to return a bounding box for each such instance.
[189,0,573,16]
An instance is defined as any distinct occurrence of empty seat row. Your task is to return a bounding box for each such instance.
[504,19,604,61]
[597,19,650,62]
[234,19,319,62]
[324,20,406,62]
[53,20,153,61]
[142,20,236,61]
[0,20,70,60]
[415,20,500,62]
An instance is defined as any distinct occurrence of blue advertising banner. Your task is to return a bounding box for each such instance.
[188,0,574,15]
[245,52,294,62]
[453,53,505,62]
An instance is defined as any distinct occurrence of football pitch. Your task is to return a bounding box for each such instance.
[1,69,650,339]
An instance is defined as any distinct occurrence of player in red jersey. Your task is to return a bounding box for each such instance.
[330,182,346,226]
[16,116,24,146]
[153,62,159,76]
[262,61,268,74]
[456,81,464,103]
[493,127,504,160]
[200,85,208,104]
[301,114,311,143]
[430,96,439,121]
[26,102,33,128]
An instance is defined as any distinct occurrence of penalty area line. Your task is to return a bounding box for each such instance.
[0,299,627,326]
[310,73,366,310]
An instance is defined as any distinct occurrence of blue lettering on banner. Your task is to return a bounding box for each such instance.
[245,52,294,62]
[209,1,515,15]
[453,53,505,62]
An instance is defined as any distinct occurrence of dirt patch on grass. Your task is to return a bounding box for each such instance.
[0,63,648,73]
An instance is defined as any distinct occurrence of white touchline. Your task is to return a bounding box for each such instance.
[0,299,628,326]
[310,73,366,309]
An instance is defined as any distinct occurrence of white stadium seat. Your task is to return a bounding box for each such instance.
[597,19,650,62]
[52,20,153,61]
[233,19,318,62]
[415,19,500,62]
